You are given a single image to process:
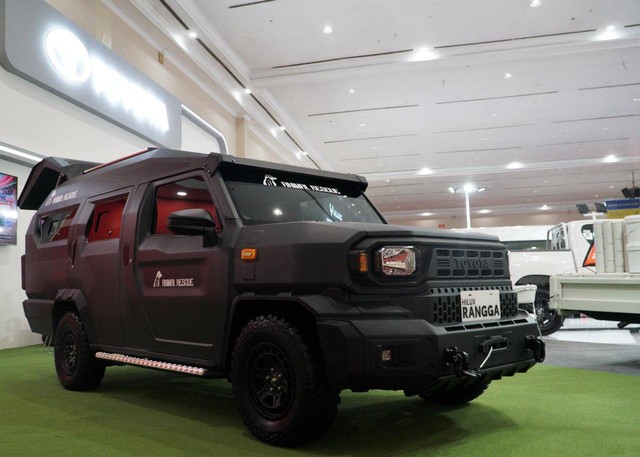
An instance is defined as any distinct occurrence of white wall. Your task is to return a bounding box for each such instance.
[181,117,221,154]
[0,160,37,349]
[0,69,149,163]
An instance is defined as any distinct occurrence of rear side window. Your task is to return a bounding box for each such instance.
[153,176,217,235]
[87,196,127,242]
[37,206,78,242]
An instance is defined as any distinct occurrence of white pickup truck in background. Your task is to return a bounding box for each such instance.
[551,216,640,327]
[457,221,596,335]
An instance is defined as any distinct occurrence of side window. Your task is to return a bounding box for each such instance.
[581,224,594,242]
[87,196,128,242]
[153,176,217,235]
[37,206,78,242]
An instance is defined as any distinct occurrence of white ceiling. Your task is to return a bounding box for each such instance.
[132,0,640,220]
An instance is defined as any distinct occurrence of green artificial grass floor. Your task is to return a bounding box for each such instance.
[1,345,638,457]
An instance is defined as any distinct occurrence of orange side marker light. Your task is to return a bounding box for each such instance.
[241,248,258,261]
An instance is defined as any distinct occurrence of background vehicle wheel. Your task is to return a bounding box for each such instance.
[54,312,105,391]
[534,288,563,336]
[420,379,491,405]
[231,315,340,447]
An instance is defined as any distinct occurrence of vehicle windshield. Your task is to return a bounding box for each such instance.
[222,167,384,226]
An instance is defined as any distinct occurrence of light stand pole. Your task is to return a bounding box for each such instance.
[464,191,471,229]
[449,183,486,229]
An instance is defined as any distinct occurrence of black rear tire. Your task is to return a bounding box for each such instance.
[420,379,491,405]
[54,312,105,391]
[230,315,339,447]
[534,288,563,336]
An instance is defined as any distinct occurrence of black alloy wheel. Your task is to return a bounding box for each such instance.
[61,331,79,377]
[247,342,295,420]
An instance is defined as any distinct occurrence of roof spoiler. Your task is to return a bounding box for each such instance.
[18,157,99,210]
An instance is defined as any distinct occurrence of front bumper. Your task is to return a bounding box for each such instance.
[317,312,542,393]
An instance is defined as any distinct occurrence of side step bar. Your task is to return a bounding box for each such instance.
[95,352,206,376]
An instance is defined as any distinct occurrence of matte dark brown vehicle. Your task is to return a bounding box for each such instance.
[20,149,545,446]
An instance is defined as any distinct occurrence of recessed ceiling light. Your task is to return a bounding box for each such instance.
[371,146,379,150]
[504,73,513,79]
[348,89,356,94]
[506,161,524,169]
[478,209,492,214]
[601,126,609,130]
[540,204,550,210]
[244,88,252,94]
[188,31,198,39]
[609,185,614,188]
[530,0,541,7]
[411,48,438,62]
[634,97,640,102]
[385,179,391,183]
[279,126,286,131]
[323,25,333,34]
[273,208,283,216]
[420,212,433,217]
[597,27,620,41]
[491,113,498,117]
[603,154,618,163]
[359,123,367,127]
[177,191,187,196]
[418,167,433,175]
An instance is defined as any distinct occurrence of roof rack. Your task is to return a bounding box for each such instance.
[82,148,157,175]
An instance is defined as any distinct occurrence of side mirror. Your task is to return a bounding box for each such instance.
[167,208,218,247]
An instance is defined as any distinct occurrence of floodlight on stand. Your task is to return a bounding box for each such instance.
[594,203,607,213]
[448,182,486,229]
[621,172,640,198]
[576,204,589,214]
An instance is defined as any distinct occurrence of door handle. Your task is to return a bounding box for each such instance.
[69,240,77,265]
[123,244,131,266]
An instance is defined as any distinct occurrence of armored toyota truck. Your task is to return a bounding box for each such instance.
[19,149,545,446]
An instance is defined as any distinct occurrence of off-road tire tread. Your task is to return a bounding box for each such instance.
[231,315,340,446]
[54,312,105,391]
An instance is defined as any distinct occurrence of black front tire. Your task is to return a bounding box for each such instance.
[54,312,105,391]
[534,288,563,336]
[230,315,339,447]
[420,379,491,405]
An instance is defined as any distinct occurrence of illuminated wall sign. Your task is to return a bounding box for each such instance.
[0,0,181,148]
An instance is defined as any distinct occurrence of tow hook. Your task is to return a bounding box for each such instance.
[525,335,546,363]
[444,346,478,379]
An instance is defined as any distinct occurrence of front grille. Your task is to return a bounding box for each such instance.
[430,286,518,325]
[434,248,505,278]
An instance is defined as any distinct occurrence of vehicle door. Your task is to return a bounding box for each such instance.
[68,188,133,347]
[119,171,229,361]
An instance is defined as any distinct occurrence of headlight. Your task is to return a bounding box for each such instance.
[376,246,417,276]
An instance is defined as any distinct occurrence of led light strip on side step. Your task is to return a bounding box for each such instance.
[95,352,206,376]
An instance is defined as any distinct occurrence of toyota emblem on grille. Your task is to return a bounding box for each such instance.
[453,258,490,269]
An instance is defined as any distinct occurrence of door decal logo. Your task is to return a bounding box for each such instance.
[153,271,163,288]
[152,270,195,288]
